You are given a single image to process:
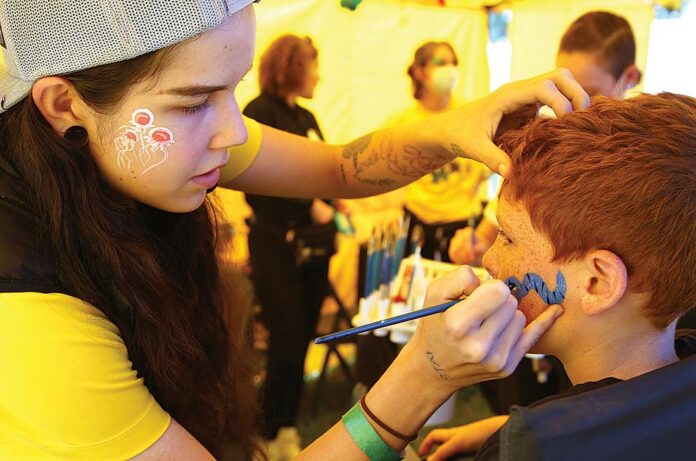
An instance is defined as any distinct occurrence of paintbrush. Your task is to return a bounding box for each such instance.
[316,281,520,344]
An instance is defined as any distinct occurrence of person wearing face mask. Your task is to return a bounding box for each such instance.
[386,41,492,264]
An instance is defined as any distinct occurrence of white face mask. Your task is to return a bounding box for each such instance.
[426,65,458,95]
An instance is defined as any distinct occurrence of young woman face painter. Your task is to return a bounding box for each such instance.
[0,1,587,460]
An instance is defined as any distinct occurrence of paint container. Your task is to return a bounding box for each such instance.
[388,302,414,344]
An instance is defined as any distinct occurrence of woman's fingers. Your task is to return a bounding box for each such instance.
[424,265,481,305]
[477,294,519,351]
[468,140,512,178]
[500,69,589,117]
[548,67,591,111]
[504,304,564,374]
[442,279,511,336]
[480,310,526,375]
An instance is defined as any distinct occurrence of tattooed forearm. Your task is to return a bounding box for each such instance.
[356,177,397,187]
[341,133,384,185]
[386,144,449,177]
[426,351,450,381]
[340,131,450,187]
[450,143,466,157]
[354,150,381,177]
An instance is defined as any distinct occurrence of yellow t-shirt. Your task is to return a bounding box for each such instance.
[386,102,492,225]
[220,116,263,183]
[0,292,170,460]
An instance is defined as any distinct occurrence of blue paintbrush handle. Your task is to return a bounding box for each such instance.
[314,299,461,344]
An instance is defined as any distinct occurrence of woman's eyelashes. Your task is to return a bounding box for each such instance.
[182,100,210,116]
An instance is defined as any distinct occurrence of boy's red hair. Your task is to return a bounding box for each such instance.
[500,93,696,329]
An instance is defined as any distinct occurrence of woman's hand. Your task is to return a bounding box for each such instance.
[418,416,510,461]
[401,266,564,398]
[299,267,562,460]
[430,68,589,176]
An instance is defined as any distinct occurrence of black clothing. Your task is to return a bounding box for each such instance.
[0,148,62,293]
[243,93,324,227]
[243,93,333,439]
[403,208,476,264]
[473,330,696,460]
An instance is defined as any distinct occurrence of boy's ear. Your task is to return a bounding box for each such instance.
[579,249,628,316]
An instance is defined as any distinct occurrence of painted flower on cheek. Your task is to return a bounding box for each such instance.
[114,108,176,176]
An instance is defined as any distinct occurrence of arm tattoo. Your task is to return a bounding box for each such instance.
[340,132,447,186]
[341,133,396,186]
[382,144,449,178]
[450,143,466,158]
[426,351,450,381]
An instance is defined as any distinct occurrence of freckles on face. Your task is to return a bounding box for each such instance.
[483,198,565,324]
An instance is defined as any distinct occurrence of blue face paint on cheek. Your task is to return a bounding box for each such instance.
[505,271,567,304]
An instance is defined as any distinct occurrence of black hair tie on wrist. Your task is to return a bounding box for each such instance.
[359,395,419,443]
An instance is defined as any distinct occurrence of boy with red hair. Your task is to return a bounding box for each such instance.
[421,93,696,460]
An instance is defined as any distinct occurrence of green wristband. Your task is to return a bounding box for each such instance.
[342,402,402,461]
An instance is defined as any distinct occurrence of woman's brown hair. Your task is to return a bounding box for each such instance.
[258,34,318,98]
[0,49,261,460]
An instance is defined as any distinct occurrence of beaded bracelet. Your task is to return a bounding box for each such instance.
[342,402,402,461]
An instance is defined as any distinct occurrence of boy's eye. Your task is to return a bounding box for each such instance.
[497,230,512,244]
[182,100,210,115]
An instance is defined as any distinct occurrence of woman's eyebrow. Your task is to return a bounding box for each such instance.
[160,84,228,97]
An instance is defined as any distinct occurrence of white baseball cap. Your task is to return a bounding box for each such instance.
[0,0,257,112]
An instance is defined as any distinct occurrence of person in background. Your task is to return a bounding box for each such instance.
[449,10,642,266]
[389,41,492,263]
[556,10,641,98]
[243,35,335,461]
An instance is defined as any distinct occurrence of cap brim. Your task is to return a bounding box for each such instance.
[229,0,257,15]
[0,66,31,113]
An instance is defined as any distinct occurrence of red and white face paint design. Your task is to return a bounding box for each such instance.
[114,109,176,176]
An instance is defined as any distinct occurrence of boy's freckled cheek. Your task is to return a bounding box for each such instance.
[518,295,548,324]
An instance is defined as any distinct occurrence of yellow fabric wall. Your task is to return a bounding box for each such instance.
[507,0,654,93]
[237,0,490,143]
